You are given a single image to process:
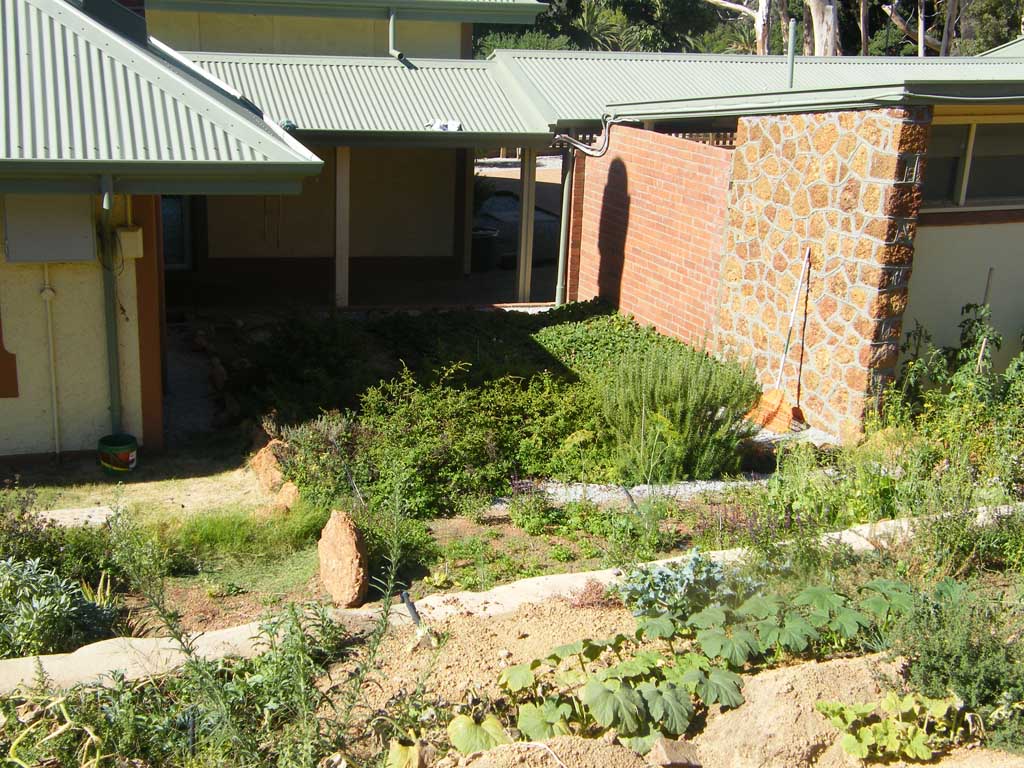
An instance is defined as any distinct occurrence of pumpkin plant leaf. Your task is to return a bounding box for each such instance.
[517,700,571,742]
[637,615,676,641]
[581,679,645,735]
[681,667,744,708]
[447,714,511,755]
[603,650,664,681]
[547,641,585,663]
[385,740,421,768]
[687,605,727,630]
[830,607,871,640]
[638,681,693,736]
[736,594,781,620]
[498,662,537,693]
[793,586,845,613]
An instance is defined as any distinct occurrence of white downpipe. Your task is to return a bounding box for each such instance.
[41,264,60,457]
[387,8,405,61]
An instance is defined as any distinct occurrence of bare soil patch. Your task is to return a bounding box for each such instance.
[442,736,646,768]
[328,598,634,710]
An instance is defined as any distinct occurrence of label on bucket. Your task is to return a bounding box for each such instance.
[101,449,137,473]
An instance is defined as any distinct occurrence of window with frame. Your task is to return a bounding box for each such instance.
[923,122,1024,209]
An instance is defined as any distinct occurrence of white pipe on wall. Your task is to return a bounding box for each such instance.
[41,264,61,457]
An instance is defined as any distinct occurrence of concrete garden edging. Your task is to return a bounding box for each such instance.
[0,505,1017,696]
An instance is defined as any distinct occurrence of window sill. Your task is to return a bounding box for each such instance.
[918,207,1024,227]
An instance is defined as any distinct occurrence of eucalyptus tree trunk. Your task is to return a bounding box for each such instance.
[778,0,791,52]
[701,0,772,55]
[806,0,840,55]
[860,0,870,54]
[918,0,927,56]
[940,0,959,55]
[803,3,814,53]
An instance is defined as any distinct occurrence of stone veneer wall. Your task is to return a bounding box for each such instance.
[715,107,931,440]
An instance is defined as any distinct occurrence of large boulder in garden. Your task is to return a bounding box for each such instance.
[318,511,369,608]
[250,439,286,495]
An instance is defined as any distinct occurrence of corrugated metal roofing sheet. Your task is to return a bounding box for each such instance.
[188,53,552,139]
[1,0,320,185]
[148,0,546,24]
[980,36,1024,57]
[492,50,1024,126]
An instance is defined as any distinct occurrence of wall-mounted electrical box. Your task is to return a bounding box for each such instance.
[2,194,96,264]
[115,226,144,260]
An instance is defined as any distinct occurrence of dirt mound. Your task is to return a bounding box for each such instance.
[694,654,1024,768]
[328,599,634,711]
[442,736,646,768]
[694,654,898,768]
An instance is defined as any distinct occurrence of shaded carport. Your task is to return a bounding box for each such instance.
[186,53,555,306]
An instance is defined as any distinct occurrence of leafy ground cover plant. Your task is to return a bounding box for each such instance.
[0,557,118,658]
[255,304,761,527]
[888,579,1024,751]
[817,692,974,762]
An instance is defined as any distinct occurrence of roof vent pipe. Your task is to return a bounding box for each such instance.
[787,18,798,88]
[388,8,405,61]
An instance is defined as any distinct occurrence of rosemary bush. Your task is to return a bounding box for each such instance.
[600,345,760,483]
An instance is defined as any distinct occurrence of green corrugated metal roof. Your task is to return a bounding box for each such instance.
[148,0,546,24]
[492,49,1024,127]
[188,52,553,145]
[979,37,1024,57]
[607,81,1024,121]
[0,0,322,192]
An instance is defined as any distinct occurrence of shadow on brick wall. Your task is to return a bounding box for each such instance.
[597,158,629,307]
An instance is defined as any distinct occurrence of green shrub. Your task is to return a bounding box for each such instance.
[889,579,1024,751]
[0,558,117,658]
[358,366,521,517]
[0,482,121,585]
[350,501,437,582]
[0,604,350,766]
[599,345,760,483]
[277,411,362,509]
[514,377,616,482]
[534,311,672,377]
[508,492,564,535]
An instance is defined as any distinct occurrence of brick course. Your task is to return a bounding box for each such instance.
[570,124,733,346]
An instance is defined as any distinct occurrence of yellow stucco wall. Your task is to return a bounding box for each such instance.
[207,147,336,259]
[0,196,144,457]
[906,222,1024,369]
[350,147,456,260]
[146,10,463,57]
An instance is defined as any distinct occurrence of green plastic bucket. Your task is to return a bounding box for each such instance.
[98,433,138,475]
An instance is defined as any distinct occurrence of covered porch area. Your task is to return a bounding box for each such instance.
[172,53,561,309]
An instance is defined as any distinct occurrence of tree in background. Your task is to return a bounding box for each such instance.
[473,0,1024,57]
[474,29,575,58]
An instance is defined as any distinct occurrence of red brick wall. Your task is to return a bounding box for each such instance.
[571,124,732,346]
